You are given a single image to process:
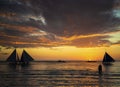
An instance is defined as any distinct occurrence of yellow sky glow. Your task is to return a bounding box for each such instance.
[1,45,118,61]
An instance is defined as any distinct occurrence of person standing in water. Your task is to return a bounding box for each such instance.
[98,64,102,75]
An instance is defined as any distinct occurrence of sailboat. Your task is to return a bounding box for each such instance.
[102,52,115,65]
[20,50,34,65]
[6,49,19,64]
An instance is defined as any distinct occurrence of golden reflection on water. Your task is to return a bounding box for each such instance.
[0,61,119,87]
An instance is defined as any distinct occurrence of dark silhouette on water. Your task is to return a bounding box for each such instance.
[102,52,115,65]
[6,49,19,65]
[57,60,66,63]
[6,49,34,65]
[20,50,34,65]
[98,64,102,75]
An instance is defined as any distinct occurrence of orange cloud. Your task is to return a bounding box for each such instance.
[0,23,38,33]
[0,22,120,48]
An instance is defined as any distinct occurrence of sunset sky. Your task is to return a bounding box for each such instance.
[0,0,120,61]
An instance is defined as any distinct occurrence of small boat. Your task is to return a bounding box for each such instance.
[102,52,115,65]
[57,60,66,63]
[6,49,19,65]
[20,50,34,65]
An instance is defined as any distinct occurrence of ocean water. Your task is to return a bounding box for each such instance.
[0,61,120,87]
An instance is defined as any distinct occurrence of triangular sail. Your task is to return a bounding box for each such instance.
[6,49,19,62]
[103,52,115,62]
[20,50,34,62]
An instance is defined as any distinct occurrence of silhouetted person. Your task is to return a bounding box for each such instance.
[98,64,102,75]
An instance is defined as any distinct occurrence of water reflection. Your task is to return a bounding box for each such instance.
[103,65,111,75]
[6,64,34,87]
[0,62,120,87]
[102,64,115,87]
[98,75,103,87]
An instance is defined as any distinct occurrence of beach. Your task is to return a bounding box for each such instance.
[0,61,120,87]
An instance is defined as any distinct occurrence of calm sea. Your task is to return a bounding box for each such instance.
[0,61,120,87]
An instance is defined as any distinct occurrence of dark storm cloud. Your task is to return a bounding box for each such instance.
[0,0,120,48]
[0,0,116,35]
[1,28,23,36]
[17,0,118,36]
[42,0,116,36]
[0,0,46,28]
[0,0,32,14]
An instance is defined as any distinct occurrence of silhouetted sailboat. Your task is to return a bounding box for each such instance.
[102,52,115,65]
[6,49,19,64]
[20,50,34,64]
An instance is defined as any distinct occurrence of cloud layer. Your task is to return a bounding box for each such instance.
[0,0,120,48]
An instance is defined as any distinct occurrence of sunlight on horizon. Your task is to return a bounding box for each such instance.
[1,45,120,61]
